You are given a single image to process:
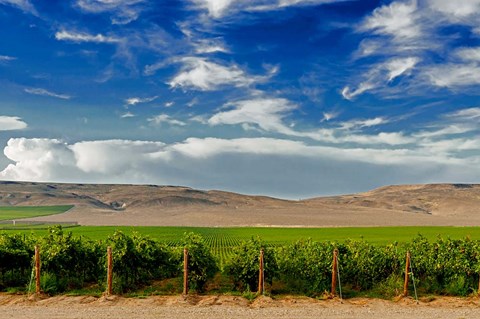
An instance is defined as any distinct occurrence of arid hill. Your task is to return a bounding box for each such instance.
[0,181,479,227]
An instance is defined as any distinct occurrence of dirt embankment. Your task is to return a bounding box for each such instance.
[1,294,480,319]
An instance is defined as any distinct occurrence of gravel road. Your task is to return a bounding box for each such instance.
[1,294,479,319]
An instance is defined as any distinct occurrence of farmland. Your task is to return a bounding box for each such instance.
[4,225,480,243]
[3,225,480,266]
[0,205,73,221]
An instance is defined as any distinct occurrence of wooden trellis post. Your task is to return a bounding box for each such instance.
[107,246,113,296]
[331,248,339,297]
[183,248,189,295]
[34,245,41,294]
[403,251,411,297]
[258,249,265,295]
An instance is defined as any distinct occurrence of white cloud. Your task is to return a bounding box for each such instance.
[321,111,339,122]
[339,117,388,130]
[341,83,375,100]
[0,55,16,62]
[352,1,480,94]
[75,0,145,25]
[342,57,418,100]
[0,116,27,131]
[425,64,480,88]
[143,61,166,76]
[359,0,420,43]
[120,112,135,118]
[1,136,478,198]
[24,88,71,100]
[168,57,269,91]
[208,98,296,133]
[71,140,165,174]
[125,96,158,106]
[148,114,186,126]
[455,47,480,62]
[414,124,477,138]
[0,0,37,15]
[428,0,480,20]
[1,139,77,181]
[55,30,121,44]
[194,39,229,54]
[165,101,174,108]
[190,0,351,18]
[445,107,480,121]
[385,57,418,81]
[207,97,413,146]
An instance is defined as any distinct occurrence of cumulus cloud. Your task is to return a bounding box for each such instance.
[147,114,187,126]
[24,88,71,100]
[75,0,146,25]
[0,116,27,131]
[1,136,478,198]
[168,57,272,91]
[55,30,121,44]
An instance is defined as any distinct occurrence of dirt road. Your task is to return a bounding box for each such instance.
[1,294,480,319]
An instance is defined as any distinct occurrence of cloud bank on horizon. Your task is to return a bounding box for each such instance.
[0,0,479,198]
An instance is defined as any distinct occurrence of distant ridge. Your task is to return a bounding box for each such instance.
[1,181,479,227]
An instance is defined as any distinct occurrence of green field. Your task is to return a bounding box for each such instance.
[0,205,74,221]
[4,225,480,244]
[3,224,480,267]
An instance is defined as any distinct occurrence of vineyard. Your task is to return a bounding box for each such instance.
[2,226,480,298]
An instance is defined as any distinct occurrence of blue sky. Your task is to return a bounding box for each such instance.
[0,0,479,199]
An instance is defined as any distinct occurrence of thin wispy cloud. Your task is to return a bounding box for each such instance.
[24,88,71,100]
[148,114,186,126]
[0,55,16,62]
[75,0,146,25]
[55,30,121,44]
[0,0,37,15]
[342,57,419,100]
[190,0,352,18]
[124,96,158,106]
[120,112,135,118]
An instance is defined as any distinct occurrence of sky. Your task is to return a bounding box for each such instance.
[0,0,479,199]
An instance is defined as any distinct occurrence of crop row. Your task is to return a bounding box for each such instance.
[1,226,480,297]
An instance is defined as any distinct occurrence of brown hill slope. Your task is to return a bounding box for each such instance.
[0,181,479,226]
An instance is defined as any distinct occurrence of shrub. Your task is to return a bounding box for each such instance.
[225,236,277,292]
[180,232,218,292]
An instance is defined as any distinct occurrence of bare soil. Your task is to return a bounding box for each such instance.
[1,294,479,319]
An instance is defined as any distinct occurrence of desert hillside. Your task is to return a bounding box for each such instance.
[0,181,479,227]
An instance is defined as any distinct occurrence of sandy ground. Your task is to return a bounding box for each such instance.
[1,294,480,319]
